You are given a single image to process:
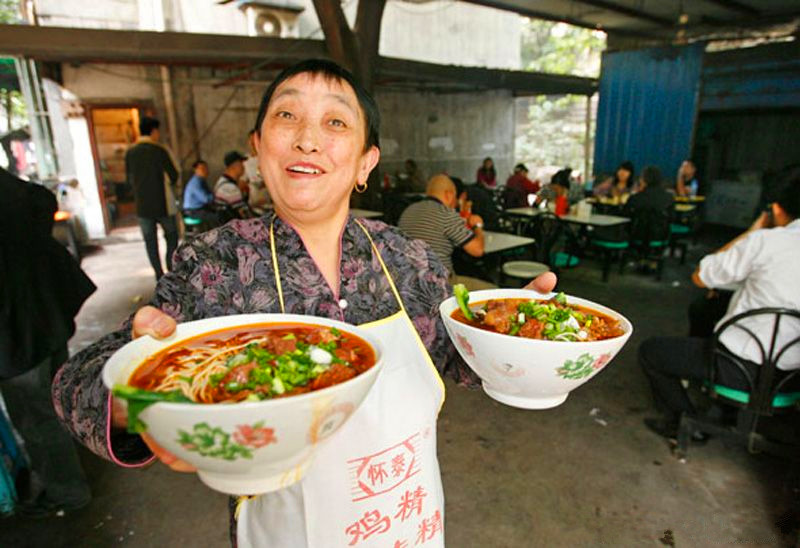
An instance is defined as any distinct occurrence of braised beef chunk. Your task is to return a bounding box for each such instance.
[307,327,338,345]
[482,300,518,334]
[268,337,297,355]
[519,319,543,339]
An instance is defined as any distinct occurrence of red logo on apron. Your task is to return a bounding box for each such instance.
[348,433,421,501]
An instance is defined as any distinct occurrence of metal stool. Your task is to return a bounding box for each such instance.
[501,260,550,287]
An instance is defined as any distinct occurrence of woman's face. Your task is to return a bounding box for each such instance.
[616,167,631,184]
[484,159,493,169]
[255,73,379,221]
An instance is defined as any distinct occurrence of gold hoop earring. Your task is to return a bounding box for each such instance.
[355,180,368,193]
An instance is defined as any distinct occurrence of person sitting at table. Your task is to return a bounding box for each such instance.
[398,174,491,289]
[396,158,426,193]
[536,168,572,208]
[595,161,634,204]
[639,175,800,441]
[476,157,497,188]
[591,173,614,198]
[624,165,673,216]
[213,150,253,223]
[505,163,540,208]
[675,159,699,198]
[181,160,218,227]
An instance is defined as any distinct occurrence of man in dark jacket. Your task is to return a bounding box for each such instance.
[0,167,96,516]
[125,116,179,280]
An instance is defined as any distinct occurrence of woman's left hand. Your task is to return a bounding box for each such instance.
[524,272,557,293]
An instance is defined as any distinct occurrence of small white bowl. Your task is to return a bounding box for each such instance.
[102,314,384,495]
[440,289,632,409]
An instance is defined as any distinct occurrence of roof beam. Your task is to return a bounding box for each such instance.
[0,24,597,96]
[0,24,326,65]
[701,0,760,16]
[572,0,675,27]
[378,57,597,96]
[463,0,665,38]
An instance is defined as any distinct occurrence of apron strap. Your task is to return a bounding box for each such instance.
[353,219,406,314]
[269,218,286,313]
[268,216,406,316]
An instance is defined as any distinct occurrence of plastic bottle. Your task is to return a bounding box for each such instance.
[689,179,698,197]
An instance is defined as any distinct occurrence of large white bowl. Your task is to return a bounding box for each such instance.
[440,289,632,409]
[102,313,384,495]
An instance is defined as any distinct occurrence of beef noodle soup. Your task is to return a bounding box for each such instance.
[128,323,376,404]
[451,294,624,342]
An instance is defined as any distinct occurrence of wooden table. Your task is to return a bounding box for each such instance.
[350,208,383,219]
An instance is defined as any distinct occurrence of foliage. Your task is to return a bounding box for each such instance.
[0,0,20,24]
[521,20,604,78]
[0,88,27,132]
[516,20,605,178]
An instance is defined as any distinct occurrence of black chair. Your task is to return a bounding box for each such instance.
[677,308,800,458]
[625,207,671,281]
[383,192,424,226]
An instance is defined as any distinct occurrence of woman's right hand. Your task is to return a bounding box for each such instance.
[113,306,195,472]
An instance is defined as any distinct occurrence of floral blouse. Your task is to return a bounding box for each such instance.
[52,213,476,466]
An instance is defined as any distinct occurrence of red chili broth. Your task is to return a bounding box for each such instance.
[451,298,624,341]
[129,323,376,401]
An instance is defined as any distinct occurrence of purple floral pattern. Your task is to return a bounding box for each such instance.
[52,213,478,467]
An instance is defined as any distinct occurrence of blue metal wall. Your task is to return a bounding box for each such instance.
[701,41,800,111]
[593,43,705,179]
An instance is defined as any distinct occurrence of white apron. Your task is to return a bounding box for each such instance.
[237,220,446,547]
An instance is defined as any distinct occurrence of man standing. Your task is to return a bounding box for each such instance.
[398,174,489,289]
[125,116,179,280]
[639,176,800,440]
[214,150,253,222]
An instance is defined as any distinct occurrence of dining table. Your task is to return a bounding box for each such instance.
[505,207,630,228]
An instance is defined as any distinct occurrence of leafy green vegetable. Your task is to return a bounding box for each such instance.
[111,385,193,434]
[454,284,474,321]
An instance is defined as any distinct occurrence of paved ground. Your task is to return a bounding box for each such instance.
[2,223,799,547]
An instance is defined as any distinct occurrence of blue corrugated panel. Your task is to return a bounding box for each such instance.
[594,43,705,179]
[701,45,800,110]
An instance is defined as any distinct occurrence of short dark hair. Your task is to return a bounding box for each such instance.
[253,59,380,151]
[139,116,160,136]
[450,176,465,197]
[551,168,572,188]
[192,159,207,170]
[775,175,800,219]
[640,165,663,188]
[514,163,528,173]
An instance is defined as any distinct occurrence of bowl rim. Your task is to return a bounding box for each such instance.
[101,313,385,412]
[439,288,633,346]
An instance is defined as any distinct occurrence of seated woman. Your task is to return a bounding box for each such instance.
[52,59,556,547]
[476,157,497,188]
[594,161,634,205]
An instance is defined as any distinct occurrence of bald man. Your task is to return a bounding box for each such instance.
[398,174,486,285]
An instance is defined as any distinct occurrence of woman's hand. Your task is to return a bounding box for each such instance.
[524,272,557,293]
[113,306,194,472]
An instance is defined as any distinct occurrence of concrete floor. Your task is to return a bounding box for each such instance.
[2,224,799,547]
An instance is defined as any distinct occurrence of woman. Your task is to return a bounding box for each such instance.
[52,60,556,546]
[476,157,496,188]
[595,161,634,204]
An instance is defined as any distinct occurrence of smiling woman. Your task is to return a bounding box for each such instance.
[53,59,557,547]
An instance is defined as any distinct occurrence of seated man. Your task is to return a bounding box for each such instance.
[213,150,253,223]
[181,160,217,227]
[505,163,540,208]
[639,176,800,440]
[398,174,489,289]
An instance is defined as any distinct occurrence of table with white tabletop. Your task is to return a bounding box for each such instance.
[505,207,630,227]
[350,208,384,219]
[482,230,536,255]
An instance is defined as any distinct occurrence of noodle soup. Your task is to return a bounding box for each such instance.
[128,322,376,404]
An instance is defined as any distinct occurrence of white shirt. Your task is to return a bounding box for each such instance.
[698,219,800,369]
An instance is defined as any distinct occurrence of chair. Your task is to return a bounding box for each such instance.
[590,223,630,282]
[626,208,671,281]
[677,308,800,458]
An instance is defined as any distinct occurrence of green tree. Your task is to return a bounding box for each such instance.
[516,20,604,179]
[0,0,20,24]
